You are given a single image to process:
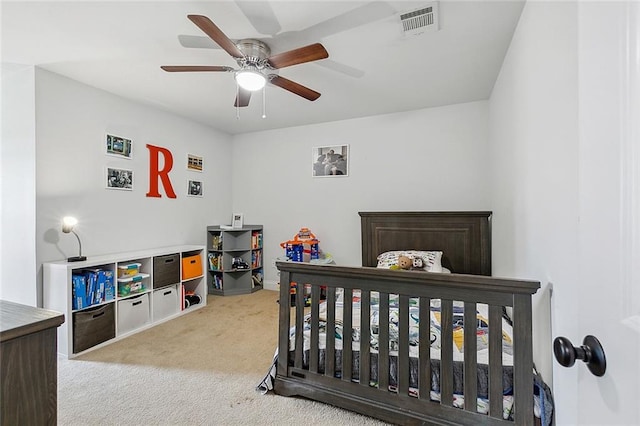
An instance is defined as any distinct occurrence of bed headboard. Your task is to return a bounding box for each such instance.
[359,211,491,275]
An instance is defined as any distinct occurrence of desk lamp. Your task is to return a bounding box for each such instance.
[62,216,87,262]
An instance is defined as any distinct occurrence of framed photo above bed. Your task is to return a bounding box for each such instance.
[312,144,349,177]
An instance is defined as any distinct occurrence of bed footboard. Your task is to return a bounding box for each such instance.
[275,262,540,425]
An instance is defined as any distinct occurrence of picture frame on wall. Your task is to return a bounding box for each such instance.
[106,134,132,159]
[187,179,203,197]
[312,144,349,177]
[106,167,133,190]
[187,154,203,172]
[231,213,244,229]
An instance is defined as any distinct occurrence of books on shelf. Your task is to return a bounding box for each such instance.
[211,274,223,290]
[251,231,263,249]
[251,250,262,268]
[251,272,263,288]
[208,253,223,271]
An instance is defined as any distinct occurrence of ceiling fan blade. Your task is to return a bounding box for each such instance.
[267,43,328,69]
[161,65,233,72]
[187,14,244,59]
[269,75,320,101]
[234,88,252,107]
[235,1,281,36]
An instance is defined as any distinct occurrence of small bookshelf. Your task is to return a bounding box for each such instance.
[206,225,263,296]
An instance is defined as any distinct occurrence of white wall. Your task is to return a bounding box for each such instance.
[1,64,37,305]
[231,101,490,286]
[489,1,578,396]
[34,69,233,304]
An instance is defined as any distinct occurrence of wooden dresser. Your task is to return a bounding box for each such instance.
[0,300,64,425]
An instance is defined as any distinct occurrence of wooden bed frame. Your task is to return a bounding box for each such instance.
[275,212,540,425]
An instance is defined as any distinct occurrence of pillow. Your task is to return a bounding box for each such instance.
[376,250,444,273]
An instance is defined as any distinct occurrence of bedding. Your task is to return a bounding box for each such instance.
[292,290,514,362]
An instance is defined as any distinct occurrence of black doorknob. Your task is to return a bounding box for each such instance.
[553,335,606,377]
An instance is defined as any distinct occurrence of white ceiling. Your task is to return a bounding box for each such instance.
[1,1,525,135]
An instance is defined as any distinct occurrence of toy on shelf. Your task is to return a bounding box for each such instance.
[184,290,202,309]
[232,257,250,270]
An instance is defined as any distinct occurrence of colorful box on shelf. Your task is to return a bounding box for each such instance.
[118,263,142,278]
[117,273,149,296]
[72,269,115,310]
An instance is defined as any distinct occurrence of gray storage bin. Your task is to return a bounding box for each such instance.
[153,253,180,288]
[73,303,115,353]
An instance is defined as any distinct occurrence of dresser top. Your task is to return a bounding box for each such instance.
[0,300,64,342]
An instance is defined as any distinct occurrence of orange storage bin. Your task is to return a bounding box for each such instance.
[182,254,203,280]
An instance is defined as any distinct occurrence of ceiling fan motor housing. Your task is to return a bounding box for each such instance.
[236,39,271,69]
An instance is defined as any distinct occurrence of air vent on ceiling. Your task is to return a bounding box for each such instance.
[399,3,439,37]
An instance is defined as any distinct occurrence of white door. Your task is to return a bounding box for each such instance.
[557,2,640,424]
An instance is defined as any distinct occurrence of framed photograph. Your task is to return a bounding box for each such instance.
[187,154,203,172]
[106,134,132,159]
[106,167,133,190]
[187,179,203,197]
[312,144,349,177]
[231,213,244,229]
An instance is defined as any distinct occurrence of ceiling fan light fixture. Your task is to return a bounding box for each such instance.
[164,16,327,107]
[235,69,266,91]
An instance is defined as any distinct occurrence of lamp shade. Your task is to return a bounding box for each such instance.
[235,70,266,91]
[62,216,78,233]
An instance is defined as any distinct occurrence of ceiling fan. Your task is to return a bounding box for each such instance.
[161,14,329,108]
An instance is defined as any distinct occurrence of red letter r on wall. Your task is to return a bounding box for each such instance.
[146,144,177,198]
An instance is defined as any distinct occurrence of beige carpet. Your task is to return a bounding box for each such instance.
[58,290,389,425]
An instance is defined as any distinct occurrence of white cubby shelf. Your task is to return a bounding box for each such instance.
[43,245,206,358]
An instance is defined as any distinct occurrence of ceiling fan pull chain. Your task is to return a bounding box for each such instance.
[262,86,267,119]
[236,83,240,120]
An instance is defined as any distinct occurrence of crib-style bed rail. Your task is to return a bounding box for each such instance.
[276,262,540,425]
